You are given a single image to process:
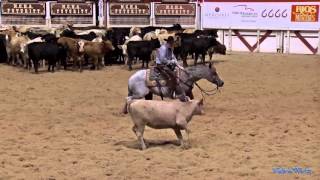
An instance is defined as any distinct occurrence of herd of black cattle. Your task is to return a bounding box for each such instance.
[0,24,226,73]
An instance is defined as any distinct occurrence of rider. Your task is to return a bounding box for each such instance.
[155,36,187,101]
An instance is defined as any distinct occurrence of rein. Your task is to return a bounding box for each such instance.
[194,82,220,96]
[177,66,220,97]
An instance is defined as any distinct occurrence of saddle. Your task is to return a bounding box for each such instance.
[146,67,181,87]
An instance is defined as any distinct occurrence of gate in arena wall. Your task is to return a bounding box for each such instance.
[107,0,151,27]
[0,1,46,26]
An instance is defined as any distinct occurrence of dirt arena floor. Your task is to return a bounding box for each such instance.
[0,53,319,180]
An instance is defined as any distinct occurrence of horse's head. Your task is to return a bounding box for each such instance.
[206,62,224,88]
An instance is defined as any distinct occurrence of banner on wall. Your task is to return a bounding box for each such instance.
[50,2,93,16]
[109,3,150,16]
[202,2,320,30]
[1,2,46,16]
[155,4,196,16]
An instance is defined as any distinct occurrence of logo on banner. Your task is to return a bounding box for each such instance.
[204,6,229,18]
[291,5,319,22]
[232,5,258,18]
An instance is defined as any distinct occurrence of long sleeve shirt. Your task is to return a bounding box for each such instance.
[156,44,177,65]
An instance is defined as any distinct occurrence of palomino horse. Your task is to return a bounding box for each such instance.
[123,63,224,113]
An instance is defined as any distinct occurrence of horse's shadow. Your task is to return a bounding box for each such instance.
[115,139,181,150]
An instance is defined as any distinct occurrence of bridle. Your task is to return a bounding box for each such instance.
[176,65,221,98]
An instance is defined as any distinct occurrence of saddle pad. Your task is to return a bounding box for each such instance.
[145,67,180,87]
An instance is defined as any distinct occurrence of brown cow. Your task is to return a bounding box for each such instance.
[126,99,204,150]
[78,40,115,70]
[7,33,30,66]
[57,37,83,71]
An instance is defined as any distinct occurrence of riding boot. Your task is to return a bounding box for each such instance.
[175,84,188,102]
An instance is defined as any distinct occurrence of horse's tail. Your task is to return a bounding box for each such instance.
[128,85,133,96]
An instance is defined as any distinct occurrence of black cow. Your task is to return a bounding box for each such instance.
[60,29,97,41]
[104,28,131,64]
[127,39,161,70]
[140,24,183,37]
[194,29,218,37]
[164,24,183,33]
[0,34,8,63]
[27,42,67,73]
[105,28,130,45]
[42,33,58,43]
[179,36,219,66]
[208,42,226,60]
[22,31,42,40]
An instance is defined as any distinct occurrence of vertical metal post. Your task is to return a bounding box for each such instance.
[286,30,290,54]
[276,31,282,53]
[0,0,2,27]
[98,0,104,27]
[45,1,51,28]
[222,30,225,45]
[228,28,232,52]
[318,29,320,55]
[150,2,154,26]
[92,2,96,26]
[195,2,199,29]
[106,1,110,28]
[199,2,203,30]
[256,29,260,53]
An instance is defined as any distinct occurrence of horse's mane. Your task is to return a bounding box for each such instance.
[185,65,208,72]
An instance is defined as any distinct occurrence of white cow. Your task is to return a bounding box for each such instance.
[126,99,204,150]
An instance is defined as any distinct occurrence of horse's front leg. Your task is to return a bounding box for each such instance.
[186,89,194,100]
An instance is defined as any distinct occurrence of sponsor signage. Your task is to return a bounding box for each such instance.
[291,5,319,22]
[1,2,46,16]
[50,2,93,16]
[202,2,320,30]
[155,4,195,16]
[109,3,150,16]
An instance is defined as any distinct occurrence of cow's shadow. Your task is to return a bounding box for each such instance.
[115,139,181,150]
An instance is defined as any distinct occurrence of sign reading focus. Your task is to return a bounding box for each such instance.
[155,4,195,16]
[50,2,93,16]
[1,2,45,16]
[109,3,150,16]
[291,5,319,22]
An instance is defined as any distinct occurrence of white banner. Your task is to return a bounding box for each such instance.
[202,2,320,30]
